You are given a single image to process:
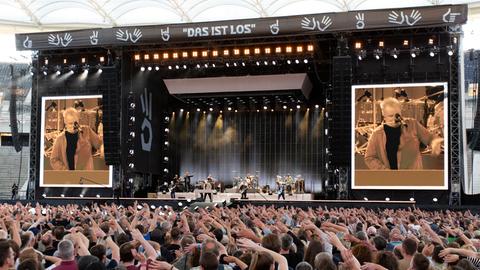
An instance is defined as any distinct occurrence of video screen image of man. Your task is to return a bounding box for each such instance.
[364,97,443,170]
[353,84,447,189]
[41,96,111,187]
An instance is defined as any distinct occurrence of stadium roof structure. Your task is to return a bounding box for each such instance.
[0,0,478,33]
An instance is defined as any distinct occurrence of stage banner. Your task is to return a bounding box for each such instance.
[127,75,169,174]
[16,5,467,51]
[40,95,112,187]
[352,83,448,190]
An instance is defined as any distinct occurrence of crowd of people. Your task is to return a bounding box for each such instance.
[0,202,479,270]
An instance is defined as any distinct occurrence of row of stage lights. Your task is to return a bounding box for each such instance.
[169,104,322,114]
[39,55,106,76]
[139,58,310,71]
[134,44,315,62]
[353,38,456,60]
[363,197,438,202]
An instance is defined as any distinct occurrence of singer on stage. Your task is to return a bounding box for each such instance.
[364,97,443,170]
[50,107,103,170]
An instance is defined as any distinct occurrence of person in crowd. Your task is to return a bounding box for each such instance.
[364,97,443,170]
[50,107,103,170]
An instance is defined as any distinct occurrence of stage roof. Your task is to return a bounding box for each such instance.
[0,0,479,32]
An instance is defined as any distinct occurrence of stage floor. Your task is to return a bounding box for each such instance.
[157,192,313,202]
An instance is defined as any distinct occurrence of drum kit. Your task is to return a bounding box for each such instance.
[276,174,305,194]
[234,174,258,191]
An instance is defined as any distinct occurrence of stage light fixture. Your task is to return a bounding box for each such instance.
[192,51,198,57]
[44,59,49,65]
[403,40,409,46]
[223,49,229,56]
[315,104,319,108]
[56,70,61,75]
[171,52,177,59]
[234,49,240,55]
[409,197,415,201]
[307,44,314,52]
[134,54,140,60]
[42,193,46,198]
[265,47,271,54]
[303,59,308,64]
[196,64,200,68]
[227,107,232,111]
[263,106,268,110]
[357,50,367,60]
[226,63,230,67]
[130,103,135,109]
[410,47,420,58]
[428,38,434,45]
[275,47,282,53]
[202,51,208,57]
[128,163,134,168]
[163,53,169,59]
[175,65,179,69]
[354,42,362,49]
[61,194,65,197]
[212,50,218,57]
[164,156,169,161]
[453,37,458,44]
[286,46,292,53]
[164,116,170,122]
[144,54,150,60]
[96,194,100,198]
[295,59,300,64]
[164,168,169,173]
[296,46,303,52]
[283,105,287,109]
[325,129,328,135]
[244,48,250,55]
[287,60,292,64]
[290,108,293,112]
[363,197,368,201]
[204,63,208,68]
[447,46,454,56]
[168,65,172,70]
[256,61,260,66]
[429,46,439,57]
[129,178,133,183]
[153,53,159,60]
[80,194,84,198]
[271,109,274,112]
[390,48,399,59]
[433,197,438,202]
[147,66,152,71]
[129,131,135,138]
[81,57,86,64]
[181,52,188,58]
[140,66,145,71]
[235,110,238,112]
[187,198,192,203]
[241,62,246,67]
[129,149,134,155]
[150,205,156,210]
[254,48,261,54]
[197,108,201,112]
[209,108,213,112]
[233,62,238,67]
[99,56,105,63]
[164,141,169,146]
[264,61,268,66]
[256,109,260,112]
[373,49,383,60]
[212,63,216,68]
[164,128,169,133]
[385,197,390,201]
[183,65,187,69]
[272,60,276,65]
[63,58,67,64]
[155,66,160,71]
[180,108,184,112]
[296,105,301,109]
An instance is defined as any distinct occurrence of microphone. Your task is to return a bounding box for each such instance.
[395,113,408,127]
[73,122,83,133]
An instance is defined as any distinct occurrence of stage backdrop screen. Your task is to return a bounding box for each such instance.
[40,95,112,187]
[352,83,448,190]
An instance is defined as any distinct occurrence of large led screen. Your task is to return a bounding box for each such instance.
[352,83,448,189]
[40,95,112,187]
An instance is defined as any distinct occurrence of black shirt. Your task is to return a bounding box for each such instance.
[384,124,401,170]
[65,131,78,170]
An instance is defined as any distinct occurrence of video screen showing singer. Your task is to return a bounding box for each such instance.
[50,107,103,170]
[364,97,443,170]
